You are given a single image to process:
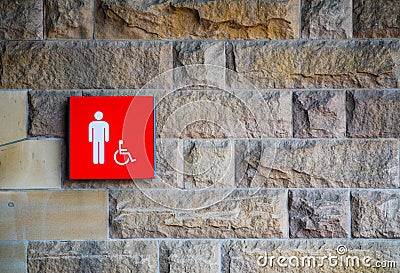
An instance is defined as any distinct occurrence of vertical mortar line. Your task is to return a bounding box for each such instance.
[290,90,294,138]
[42,0,45,40]
[25,240,28,273]
[218,240,222,273]
[93,0,96,40]
[286,188,290,238]
[350,0,353,38]
[157,240,161,273]
[26,90,30,139]
[107,189,110,240]
[59,139,63,188]
[348,189,352,239]
[299,0,303,38]
[398,140,400,188]
[343,90,347,138]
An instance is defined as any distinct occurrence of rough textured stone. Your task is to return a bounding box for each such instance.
[183,139,234,188]
[1,41,172,90]
[0,90,27,145]
[0,241,26,273]
[353,0,400,38]
[229,40,400,89]
[0,140,61,189]
[0,0,43,40]
[160,240,219,273]
[157,89,292,138]
[352,190,400,238]
[28,240,158,273]
[236,139,398,188]
[29,90,82,138]
[222,240,400,273]
[301,0,352,39]
[110,189,288,238]
[289,189,350,238]
[96,0,300,40]
[45,0,94,39]
[173,41,225,88]
[63,138,184,189]
[0,190,108,240]
[347,89,400,138]
[293,90,345,138]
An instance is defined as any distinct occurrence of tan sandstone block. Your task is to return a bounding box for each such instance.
[0,140,61,189]
[0,241,27,273]
[0,90,27,145]
[0,190,108,240]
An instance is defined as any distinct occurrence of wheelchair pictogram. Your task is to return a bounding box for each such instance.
[114,140,136,166]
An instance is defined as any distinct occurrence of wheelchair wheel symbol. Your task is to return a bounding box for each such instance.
[114,140,136,166]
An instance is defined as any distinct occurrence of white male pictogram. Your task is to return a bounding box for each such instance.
[88,111,109,164]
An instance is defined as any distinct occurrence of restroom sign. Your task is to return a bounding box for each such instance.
[69,96,155,180]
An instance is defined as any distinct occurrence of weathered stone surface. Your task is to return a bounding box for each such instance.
[29,90,82,137]
[0,90,27,145]
[229,40,400,89]
[0,241,26,273]
[352,190,400,238]
[45,0,94,39]
[222,240,400,272]
[236,139,398,188]
[1,41,172,90]
[110,189,288,238]
[293,90,345,138]
[0,0,43,40]
[96,0,300,40]
[157,89,291,138]
[173,41,225,88]
[289,190,350,238]
[301,0,352,39]
[353,0,400,38]
[184,139,234,188]
[63,138,184,189]
[0,190,108,240]
[160,240,219,273]
[347,89,400,138]
[28,240,158,273]
[0,140,61,189]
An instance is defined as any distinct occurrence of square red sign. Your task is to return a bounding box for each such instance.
[69,96,155,180]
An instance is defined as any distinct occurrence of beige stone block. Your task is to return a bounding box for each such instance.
[0,241,27,273]
[28,240,158,272]
[222,239,400,272]
[0,140,61,189]
[110,189,288,238]
[0,190,108,240]
[0,90,27,145]
[160,240,219,273]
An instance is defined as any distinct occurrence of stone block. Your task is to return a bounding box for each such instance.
[0,0,43,40]
[0,140,61,189]
[0,190,108,240]
[110,189,288,238]
[156,89,291,138]
[229,40,400,89]
[45,0,94,39]
[352,190,400,238]
[0,90,27,145]
[0,241,27,273]
[301,0,352,39]
[28,240,158,272]
[293,90,345,138]
[160,240,219,273]
[29,90,82,138]
[236,139,398,188]
[347,89,400,137]
[96,0,300,40]
[222,239,400,272]
[353,0,400,38]
[1,41,173,90]
[289,189,350,238]
[183,139,234,188]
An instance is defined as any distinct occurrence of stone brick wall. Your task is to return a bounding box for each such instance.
[0,1,400,272]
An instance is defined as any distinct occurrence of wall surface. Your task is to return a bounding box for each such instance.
[1,0,400,272]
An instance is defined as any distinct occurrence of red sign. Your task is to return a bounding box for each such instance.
[69,96,155,180]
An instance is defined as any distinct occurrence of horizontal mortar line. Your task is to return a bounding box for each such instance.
[0,137,63,147]
[0,188,109,192]
[105,187,400,191]
[155,137,400,141]
[2,38,400,43]
[20,238,400,243]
